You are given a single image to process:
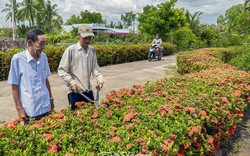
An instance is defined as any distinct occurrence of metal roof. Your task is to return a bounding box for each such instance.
[62,24,132,35]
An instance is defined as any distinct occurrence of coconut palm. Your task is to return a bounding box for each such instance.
[185,10,203,34]
[18,0,38,27]
[1,0,20,27]
[38,0,63,33]
[34,0,45,28]
[244,0,250,11]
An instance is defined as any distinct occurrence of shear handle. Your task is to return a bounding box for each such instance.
[78,91,95,103]
[96,86,100,101]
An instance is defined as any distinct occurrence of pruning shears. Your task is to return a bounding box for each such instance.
[79,86,108,111]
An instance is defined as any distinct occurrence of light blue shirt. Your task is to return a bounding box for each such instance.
[7,50,51,117]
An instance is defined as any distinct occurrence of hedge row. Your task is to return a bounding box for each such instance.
[0,48,249,155]
[0,43,174,81]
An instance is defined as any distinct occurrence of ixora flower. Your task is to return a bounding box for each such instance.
[53,113,64,119]
[0,132,6,137]
[123,112,137,123]
[109,130,116,137]
[43,133,53,141]
[0,48,249,155]
[48,144,58,153]
[111,136,122,143]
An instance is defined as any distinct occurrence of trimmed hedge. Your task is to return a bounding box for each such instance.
[0,48,249,155]
[0,43,174,81]
[228,46,250,71]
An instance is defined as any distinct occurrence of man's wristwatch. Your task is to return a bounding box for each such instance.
[50,97,54,101]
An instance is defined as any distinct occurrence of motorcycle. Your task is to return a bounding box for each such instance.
[148,44,163,62]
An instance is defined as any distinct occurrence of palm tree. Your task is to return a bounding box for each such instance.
[34,0,45,28]
[18,0,38,27]
[1,0,20,40]
[244,0,250,11]
[185,10,202,30]
[40,0,63,33]
[1,0,20,23]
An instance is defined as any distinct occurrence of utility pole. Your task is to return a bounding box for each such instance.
[132,0,138,33]
[12,0,15,41]
[133,15,135,33]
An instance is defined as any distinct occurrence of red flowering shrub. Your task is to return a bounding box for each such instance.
[0,48,249,155]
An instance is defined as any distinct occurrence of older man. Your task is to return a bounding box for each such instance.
[58,24,104,110]
[8,28,54,124]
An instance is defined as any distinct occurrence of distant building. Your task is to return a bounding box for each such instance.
[62,24,136,35]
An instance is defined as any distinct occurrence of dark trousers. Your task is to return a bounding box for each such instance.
[68,91,94,110]
[24,112,50,125]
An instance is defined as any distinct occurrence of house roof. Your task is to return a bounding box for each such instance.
[62,24,134,35]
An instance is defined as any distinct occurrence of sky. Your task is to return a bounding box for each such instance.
[0,0,245,28]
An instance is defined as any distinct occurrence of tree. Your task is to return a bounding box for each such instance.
[1,0,20,39]
[115,21,123,29]
[223,4,250,35]
[224,4,245,33]
[40,0,63,33]
[65,10,104,24]
[200,24,219,47]
[18,0,38,27]
[185,10,202,35]
[80,10,103,24]
[65,15,81,25]
[34,0,45,28]
[1,0,20,24]
[217,15,226,26]
[215,3,250,47]
[106,21,117,28]
[121,12,136,29]
[245,0,250,11]
[169,26,203,51]
[216,15,227,32]
[137,5,156,33]
[137,0,186,37]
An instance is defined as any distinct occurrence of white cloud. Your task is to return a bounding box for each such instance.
[0,0,245,27]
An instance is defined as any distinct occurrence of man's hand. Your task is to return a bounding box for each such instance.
[98,82,103,90]
[71,84,79,93]
[50,100,55,109]
[18,109,28,121]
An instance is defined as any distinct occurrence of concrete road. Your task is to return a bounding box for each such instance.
[0,55,177,122]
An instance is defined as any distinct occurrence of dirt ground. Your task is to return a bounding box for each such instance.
[220,111,250,156]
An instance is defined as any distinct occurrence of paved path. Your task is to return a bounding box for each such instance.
[0,55,177,122]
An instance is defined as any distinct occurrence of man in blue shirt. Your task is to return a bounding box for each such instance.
[8,28,54,124]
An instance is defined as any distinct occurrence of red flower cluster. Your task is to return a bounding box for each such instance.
[159,104,174,115]
[43,133,53,141]
[48,144,58,153]
[111,136,122,143]
[123,112,137,123]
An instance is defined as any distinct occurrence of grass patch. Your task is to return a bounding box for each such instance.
[165,65,177,69]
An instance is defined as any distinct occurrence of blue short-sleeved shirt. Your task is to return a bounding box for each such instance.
[7,50,51,117]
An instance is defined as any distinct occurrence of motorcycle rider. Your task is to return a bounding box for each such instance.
[151,34,163,56]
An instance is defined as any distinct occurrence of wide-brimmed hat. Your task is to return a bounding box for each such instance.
[78,24,94,38]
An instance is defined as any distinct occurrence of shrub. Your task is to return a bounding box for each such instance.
[0,27,13,38]
[46,33,73,44]
[0,48,249,155]
[0,43,175,81]
[170,27,204,51]
[229,46,250,71]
